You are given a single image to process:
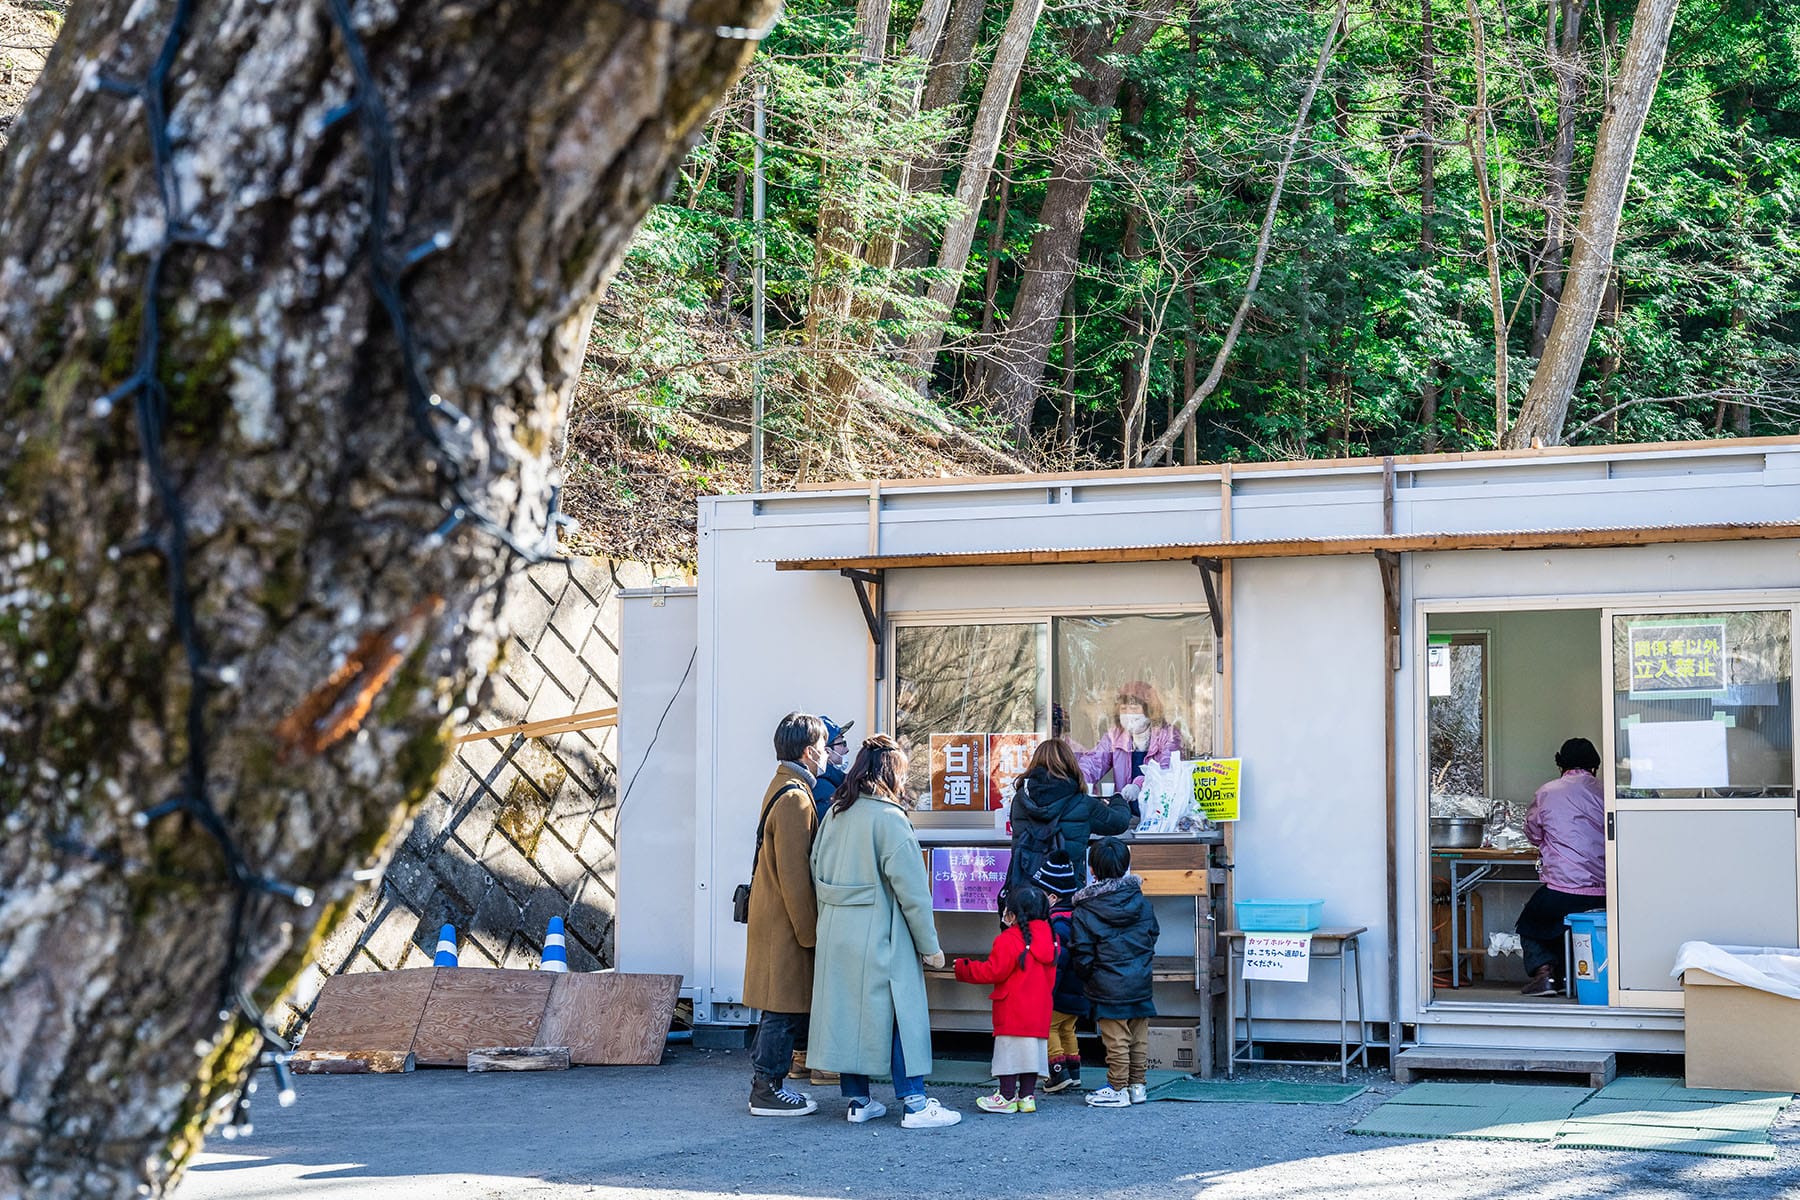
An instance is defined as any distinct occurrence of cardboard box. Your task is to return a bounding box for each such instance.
[1145,1020,1199,1072]
[1682,967,1800,1092]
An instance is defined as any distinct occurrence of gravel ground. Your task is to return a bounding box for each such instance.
[175,1048,1800,1200]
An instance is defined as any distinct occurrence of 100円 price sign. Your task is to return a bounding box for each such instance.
[1191,758,1242,822]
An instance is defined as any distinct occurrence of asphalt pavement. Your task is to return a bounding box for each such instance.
[175,1047,1800,1200]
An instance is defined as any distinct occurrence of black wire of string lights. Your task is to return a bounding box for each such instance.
[73,0,779,1146]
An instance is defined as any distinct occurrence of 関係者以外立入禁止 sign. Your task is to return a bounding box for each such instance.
[1627,619,1728,700]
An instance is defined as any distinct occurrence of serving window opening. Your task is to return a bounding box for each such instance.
[892,611,1217,828]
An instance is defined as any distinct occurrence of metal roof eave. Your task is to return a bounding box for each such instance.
[770,521,1800,572]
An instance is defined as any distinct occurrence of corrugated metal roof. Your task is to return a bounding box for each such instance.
[766,521,1800,571]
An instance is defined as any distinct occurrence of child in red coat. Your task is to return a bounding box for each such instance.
[954,887,1056,1113]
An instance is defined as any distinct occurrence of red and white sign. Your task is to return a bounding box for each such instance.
[928,733,987,810]
[986,733,1043,808]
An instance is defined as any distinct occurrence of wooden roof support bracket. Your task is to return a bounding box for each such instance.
[841,567,886,681]
[1193,557,1225,672]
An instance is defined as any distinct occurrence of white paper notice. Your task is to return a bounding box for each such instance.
[1242,933,1313,982]
[1626,720,1730,789]
[1427,644,1452,697]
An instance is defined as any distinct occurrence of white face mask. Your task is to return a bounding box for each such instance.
[1120,713,1150,735]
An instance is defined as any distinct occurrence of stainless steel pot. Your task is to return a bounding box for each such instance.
[1430,816,1486,849]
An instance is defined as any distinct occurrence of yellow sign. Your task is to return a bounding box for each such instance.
[1192,758,1242,822]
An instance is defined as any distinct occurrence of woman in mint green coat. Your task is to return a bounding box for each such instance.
[807,736,962,1128]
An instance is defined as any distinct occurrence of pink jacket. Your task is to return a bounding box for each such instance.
[1077,723,1181,791]
[1525,769,1606,896]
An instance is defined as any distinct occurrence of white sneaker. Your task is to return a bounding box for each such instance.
[846,1099,887,1124]
[1085,1086,1131,1108]
[900,1097,962,1128]
[1128,1083,1148,1105]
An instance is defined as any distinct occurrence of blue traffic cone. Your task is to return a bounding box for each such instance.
[541,916,568,973]
[434,923,459,967]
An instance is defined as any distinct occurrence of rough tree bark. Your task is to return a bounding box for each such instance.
[979,3,1168,446]
[0,0,770,1195]
[1507,0,1679,447]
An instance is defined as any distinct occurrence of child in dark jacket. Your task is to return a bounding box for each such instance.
[1032,852,1088,1093]
[1070,837,1159,1108]
[954,887,1056,1114]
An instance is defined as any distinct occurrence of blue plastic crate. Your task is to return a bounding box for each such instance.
[1234,898,1325,932]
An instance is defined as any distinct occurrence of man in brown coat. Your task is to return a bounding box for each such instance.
[744,712,828,1116]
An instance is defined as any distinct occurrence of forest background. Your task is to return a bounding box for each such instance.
[567,0,1799,561]
[3,0,1798,559]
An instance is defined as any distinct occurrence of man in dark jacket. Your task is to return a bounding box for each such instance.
[1033,852,1088,1093]
[809,716,853,820]
[1070,837,1158,1108]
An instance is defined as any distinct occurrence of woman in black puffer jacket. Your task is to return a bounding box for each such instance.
[1006,738,1131,898]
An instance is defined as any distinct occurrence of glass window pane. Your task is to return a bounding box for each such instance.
[1428,635,1489,804]
[895,623,1048,810]
[1052,614,1215,776]
[1612,610,1794,797]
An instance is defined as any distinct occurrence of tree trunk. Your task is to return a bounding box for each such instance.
[1507,0,1681,448]
[1118,82,1149,465]
[977,102,1018,339]
[797,0,895,481]
[896,0,989,272]
[906,0,1042,371]
[1141,0,1347,465]
[1529,0,1588,359]
[979,4,1168,445]
[0,0,769,1195]
[1418,0,1441,451]
[1467,0,1508,441]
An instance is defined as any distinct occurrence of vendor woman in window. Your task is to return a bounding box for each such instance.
[1074,681,1182,819]
[1516,737,1605,997]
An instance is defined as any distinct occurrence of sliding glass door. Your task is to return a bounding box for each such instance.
[1603,606,1800,1007]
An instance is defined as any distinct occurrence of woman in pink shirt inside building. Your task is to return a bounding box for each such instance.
[1074,681,1182,823]
[1516,737,1606,997]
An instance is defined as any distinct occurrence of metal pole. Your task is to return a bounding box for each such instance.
[751,81,767,494]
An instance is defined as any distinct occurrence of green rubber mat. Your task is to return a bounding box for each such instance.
[1147,1078,1367,1105]
[1590,1076,1790,1106]
[1545,1076,1793,1159]
[1351,1082,1593,1143]
[1553,1124,1778,1160]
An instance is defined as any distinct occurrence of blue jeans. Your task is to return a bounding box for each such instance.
[750,1011,808,1086]
[839,1023,924,1104]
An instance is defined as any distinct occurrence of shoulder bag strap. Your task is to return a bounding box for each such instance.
[750,781,808,877]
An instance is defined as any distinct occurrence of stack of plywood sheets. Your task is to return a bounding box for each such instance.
[298,968,681,1069]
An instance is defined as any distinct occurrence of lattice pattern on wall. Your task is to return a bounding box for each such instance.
[281,557,661,1031]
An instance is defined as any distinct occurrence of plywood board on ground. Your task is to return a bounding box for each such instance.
[537,973,682,1065]
[299,968,437,1056]
[412,969,556,1067]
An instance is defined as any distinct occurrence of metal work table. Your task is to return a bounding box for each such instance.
[1223,926,1368,1082]
[1431,847,1539,987]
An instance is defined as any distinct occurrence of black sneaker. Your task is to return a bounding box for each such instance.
[749,1078,818,1117]
[1043,1060,1075,1094]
